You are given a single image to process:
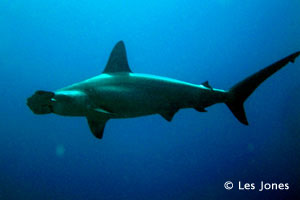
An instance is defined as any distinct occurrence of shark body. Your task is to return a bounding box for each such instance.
[27,41,300,139]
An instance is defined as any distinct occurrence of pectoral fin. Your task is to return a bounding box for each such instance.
[87,117,108,139]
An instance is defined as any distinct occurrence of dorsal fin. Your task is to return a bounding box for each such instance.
[103,41,132,73]
[202,81,212,90]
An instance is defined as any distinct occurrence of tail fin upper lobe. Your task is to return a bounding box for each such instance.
[226,51,300,125]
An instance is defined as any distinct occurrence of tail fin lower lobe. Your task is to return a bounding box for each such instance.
[226,51,300,125]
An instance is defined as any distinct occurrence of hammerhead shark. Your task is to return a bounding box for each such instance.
[27,41,299,139]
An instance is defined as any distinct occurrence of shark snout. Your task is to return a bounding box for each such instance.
[27,90,55,114]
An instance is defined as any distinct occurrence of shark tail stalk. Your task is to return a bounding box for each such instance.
[225,51,300,125]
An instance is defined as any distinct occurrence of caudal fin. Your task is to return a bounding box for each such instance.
[226,51,300,125]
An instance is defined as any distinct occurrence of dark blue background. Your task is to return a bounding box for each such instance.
[1,0,300,199]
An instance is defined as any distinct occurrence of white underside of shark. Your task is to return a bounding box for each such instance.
[27,41,300,139]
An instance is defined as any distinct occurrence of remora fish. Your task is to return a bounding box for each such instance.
[27,41,300,139]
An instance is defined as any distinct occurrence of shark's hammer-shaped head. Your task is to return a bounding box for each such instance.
[27,90,88,116]
[27,90,55,114]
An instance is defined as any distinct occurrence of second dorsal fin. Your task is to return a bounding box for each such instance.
[202,81,212,90]
[103,41,132,74]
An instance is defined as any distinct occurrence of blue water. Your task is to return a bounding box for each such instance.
[1,0,300,199]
